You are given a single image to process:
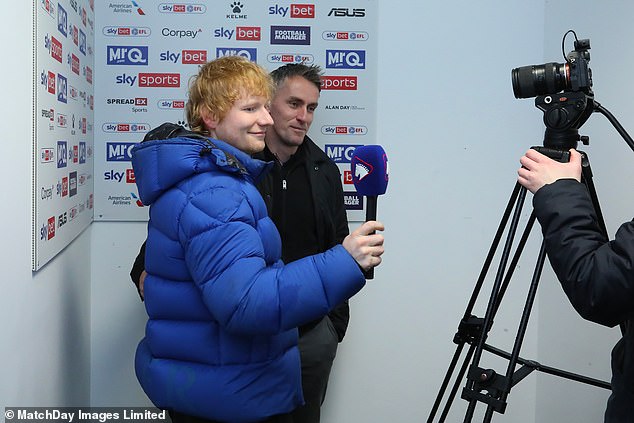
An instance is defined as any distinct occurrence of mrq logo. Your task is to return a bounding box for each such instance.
[326,50,365,69]
[217,47,257,62]
[107,45,148,65]
[325,144,361,164]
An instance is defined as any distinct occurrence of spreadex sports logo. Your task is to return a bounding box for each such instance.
[267,53,313,64]
[270,26,310,45]
[321,76,357,90]
[217,47,257,62]
[322,31,368,41]
[157,99,185,109]
[103,26,151,37]
[321,125,368,135]
[158,3,206,14]
[107,97,147,106]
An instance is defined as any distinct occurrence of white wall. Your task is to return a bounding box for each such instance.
[0,1,92,412]
[4,1,630,423]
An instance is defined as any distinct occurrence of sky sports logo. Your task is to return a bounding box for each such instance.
[159,3,206,13]
[103,26,151,37]
[106,142,137,162]
[321,76,357,90]
[217,47,257,62]
[115,73,181,87]
[107,45,148,65]
[326,50,365,69]
[325,144,361,163]
[270,26,310,45]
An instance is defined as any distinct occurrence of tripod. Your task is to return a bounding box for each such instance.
[427,91,634,423]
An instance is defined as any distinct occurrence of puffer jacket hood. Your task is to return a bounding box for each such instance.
[131,136,271,206]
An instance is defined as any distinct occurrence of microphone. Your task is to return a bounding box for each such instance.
[351,145,389,279]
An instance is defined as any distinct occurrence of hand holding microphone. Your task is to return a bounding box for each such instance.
[349,145,389,279]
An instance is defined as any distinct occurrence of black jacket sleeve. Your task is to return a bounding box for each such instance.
[130,241,146,301]
[534,179,634,327]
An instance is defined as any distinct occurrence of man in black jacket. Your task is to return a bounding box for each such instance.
[131,64,351,422]
[518,147,634,422]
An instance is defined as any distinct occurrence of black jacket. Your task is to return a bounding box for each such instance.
[534,179,634,422]
[254,136,351,342]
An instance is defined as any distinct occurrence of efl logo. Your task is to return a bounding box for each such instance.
[321,125,368,135]
[106,142,137,162]
[102,123,150,133]
[216,47,257,62]
[57,113,68,128]
[157,99,186,109]
[236,27,261,41]
[267,53,313,64]
[57,3,68,37]
[321,76,357,90]
[85,66,92,84]
[270,26,310,45]
[57,73,68,103]
[41,148,55,163]
[159,4,206,14]
[57,141,68,168]
[72,144,79,163]
[103,26,151,37]
[322,31,369,41]
[326,50,366,69]
[69,85,78,101]
[325,144,361,163]
[139,73,180,88]
[107,46,148,65]
[61,176,69,197]
[343,193,363,210]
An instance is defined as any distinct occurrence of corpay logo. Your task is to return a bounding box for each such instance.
[107,45,148,65]
[326,50,365,69]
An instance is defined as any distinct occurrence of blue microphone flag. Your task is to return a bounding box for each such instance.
[351,145,389,196]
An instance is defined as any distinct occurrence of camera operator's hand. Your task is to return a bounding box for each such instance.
[343,221,385,272]
[518,148,582,194]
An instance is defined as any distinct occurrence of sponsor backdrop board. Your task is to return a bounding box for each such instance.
[94,0,376,222]
[34,0,95,271]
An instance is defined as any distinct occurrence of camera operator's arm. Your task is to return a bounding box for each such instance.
[517,148,582,194]
[519,152,634,327]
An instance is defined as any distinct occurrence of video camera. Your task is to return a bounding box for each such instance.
[511,31,592,99]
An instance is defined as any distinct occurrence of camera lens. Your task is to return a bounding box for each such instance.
[511,62,569,98]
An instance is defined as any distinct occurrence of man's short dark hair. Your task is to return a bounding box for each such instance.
[270,63,323,92]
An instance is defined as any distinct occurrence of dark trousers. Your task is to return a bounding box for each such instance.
[291,316,339,423]
[169,411,293,423]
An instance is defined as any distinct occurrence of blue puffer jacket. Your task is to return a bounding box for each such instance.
[131,136,365,422]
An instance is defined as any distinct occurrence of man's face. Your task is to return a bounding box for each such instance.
[267,76,320,148]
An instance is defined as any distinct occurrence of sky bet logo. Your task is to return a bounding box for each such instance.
[322,31,368,41]
[159,4,206,14]
[325,144,362,163]
[106,142,137,162]
[107,46,148,65]
[268,4,315,18]
[216,47,256,62]
[157,99,185,109]
[267,53,314,65]
[326,50,365,69]
[322,125,368,135]
[103,26,151,37]
[102,123,150,133]
[160,50,207,64]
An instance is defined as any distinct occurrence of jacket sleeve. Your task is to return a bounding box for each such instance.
[534,179,634,327]
[179,186,366,336]
[130,241,146,301]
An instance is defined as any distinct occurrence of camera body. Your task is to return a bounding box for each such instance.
[512,38,592,99]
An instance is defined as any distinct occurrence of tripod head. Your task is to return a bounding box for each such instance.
[536,90,594,151]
